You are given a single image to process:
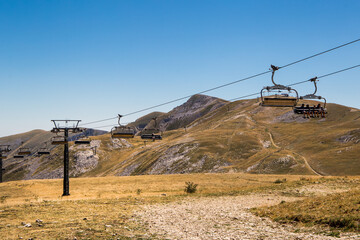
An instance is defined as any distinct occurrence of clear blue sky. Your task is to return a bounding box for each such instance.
[1,0,359,137]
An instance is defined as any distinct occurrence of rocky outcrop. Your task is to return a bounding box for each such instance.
[140,94,227,131]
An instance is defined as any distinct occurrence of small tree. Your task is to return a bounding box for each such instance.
[184,182,198,194]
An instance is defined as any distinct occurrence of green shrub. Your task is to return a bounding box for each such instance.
[184,182,198,194]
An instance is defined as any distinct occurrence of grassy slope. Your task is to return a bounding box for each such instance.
[2,98,360,182]
[84,99,360,177]
[253,188,360,232]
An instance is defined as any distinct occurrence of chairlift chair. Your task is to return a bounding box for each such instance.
[37,142,50,155]
[14,155,24,159]
[111,114,135,139]
[0,156,7,160]
[260,65,299,107]
[18,147,31,155]
[38,149,50,155]
[294,77,327,117]
[51,136,67,145]
[75,138,91,145]
[140,117,162,141]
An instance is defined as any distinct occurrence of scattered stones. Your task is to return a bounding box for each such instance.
[24,223,31,228]
[136,195,356,239]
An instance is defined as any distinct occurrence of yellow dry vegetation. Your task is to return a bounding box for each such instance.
[0,173,359,239]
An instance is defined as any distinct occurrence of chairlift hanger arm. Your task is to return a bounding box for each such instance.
[118,114,123,126]
[309,77,318,95]
[270,65,280,86]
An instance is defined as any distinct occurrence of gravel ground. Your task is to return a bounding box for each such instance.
[135,195,359,240]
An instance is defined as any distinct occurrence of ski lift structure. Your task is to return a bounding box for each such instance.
[0,145,11,160]
[293,77,327,118]
[111,114,135,139]
[17,142,31,156]
[141,117,162,141]
[75,129,91,145]
[37,142,50,155]
[51,135,68,145]
[260,65,299,107]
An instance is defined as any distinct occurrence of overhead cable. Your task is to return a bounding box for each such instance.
[229,64,360,101]
[80,38,360,126]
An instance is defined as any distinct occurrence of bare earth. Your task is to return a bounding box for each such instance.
[135,195,358,240]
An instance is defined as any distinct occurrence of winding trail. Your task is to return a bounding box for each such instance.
[268,132,323,176]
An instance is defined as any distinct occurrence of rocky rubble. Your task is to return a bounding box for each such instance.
[135,195,358,240]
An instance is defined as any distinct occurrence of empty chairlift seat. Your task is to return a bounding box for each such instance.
[111,126,135,139]
[111,114,135,139]
[37,149,50,155]
[74,137,91,145]
[260,65,299,107]
[51,136,67,145]
[18,147,31,155]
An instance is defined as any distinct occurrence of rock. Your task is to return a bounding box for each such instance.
[105,224,112,228]
[35,219,43,223]
[24,223,31,228]
[83,217,88,220]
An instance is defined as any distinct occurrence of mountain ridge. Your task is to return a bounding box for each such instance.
[1,95,360,182]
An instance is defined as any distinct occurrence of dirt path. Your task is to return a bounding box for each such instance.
[293,152,323,176]
[135,195,356,240]
[268,132,323,176]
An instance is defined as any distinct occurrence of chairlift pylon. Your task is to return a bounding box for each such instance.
[260,65,299,107]
[111,114,135,139]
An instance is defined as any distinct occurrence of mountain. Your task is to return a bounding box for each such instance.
[155,94,227,131]
[1,95,360,182]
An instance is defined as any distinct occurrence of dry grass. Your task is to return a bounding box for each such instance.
[252,188,360,232]
[1,174,360,239]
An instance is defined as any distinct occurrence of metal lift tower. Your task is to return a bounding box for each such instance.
[0,145,11,183]
[51,120,81,196]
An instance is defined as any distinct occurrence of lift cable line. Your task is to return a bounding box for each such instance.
[88,64,360,128]
[229,64,360,102]
[80,38,360,127]
[88,64,360,130]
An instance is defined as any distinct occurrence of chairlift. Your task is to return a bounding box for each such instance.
[37,142,50,155]
[14,155,24,159]
[111,114,135,139]
[51,136,67,145]
[260,65,299,107]
[140,117,162,141]
[75,138,91,145]
[18,147,31,155]
[294,77,327,117]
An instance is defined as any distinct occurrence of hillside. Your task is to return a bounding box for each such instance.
[1,95,360,182]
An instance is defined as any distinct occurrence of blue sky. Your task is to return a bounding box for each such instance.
[1,0,359,137]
